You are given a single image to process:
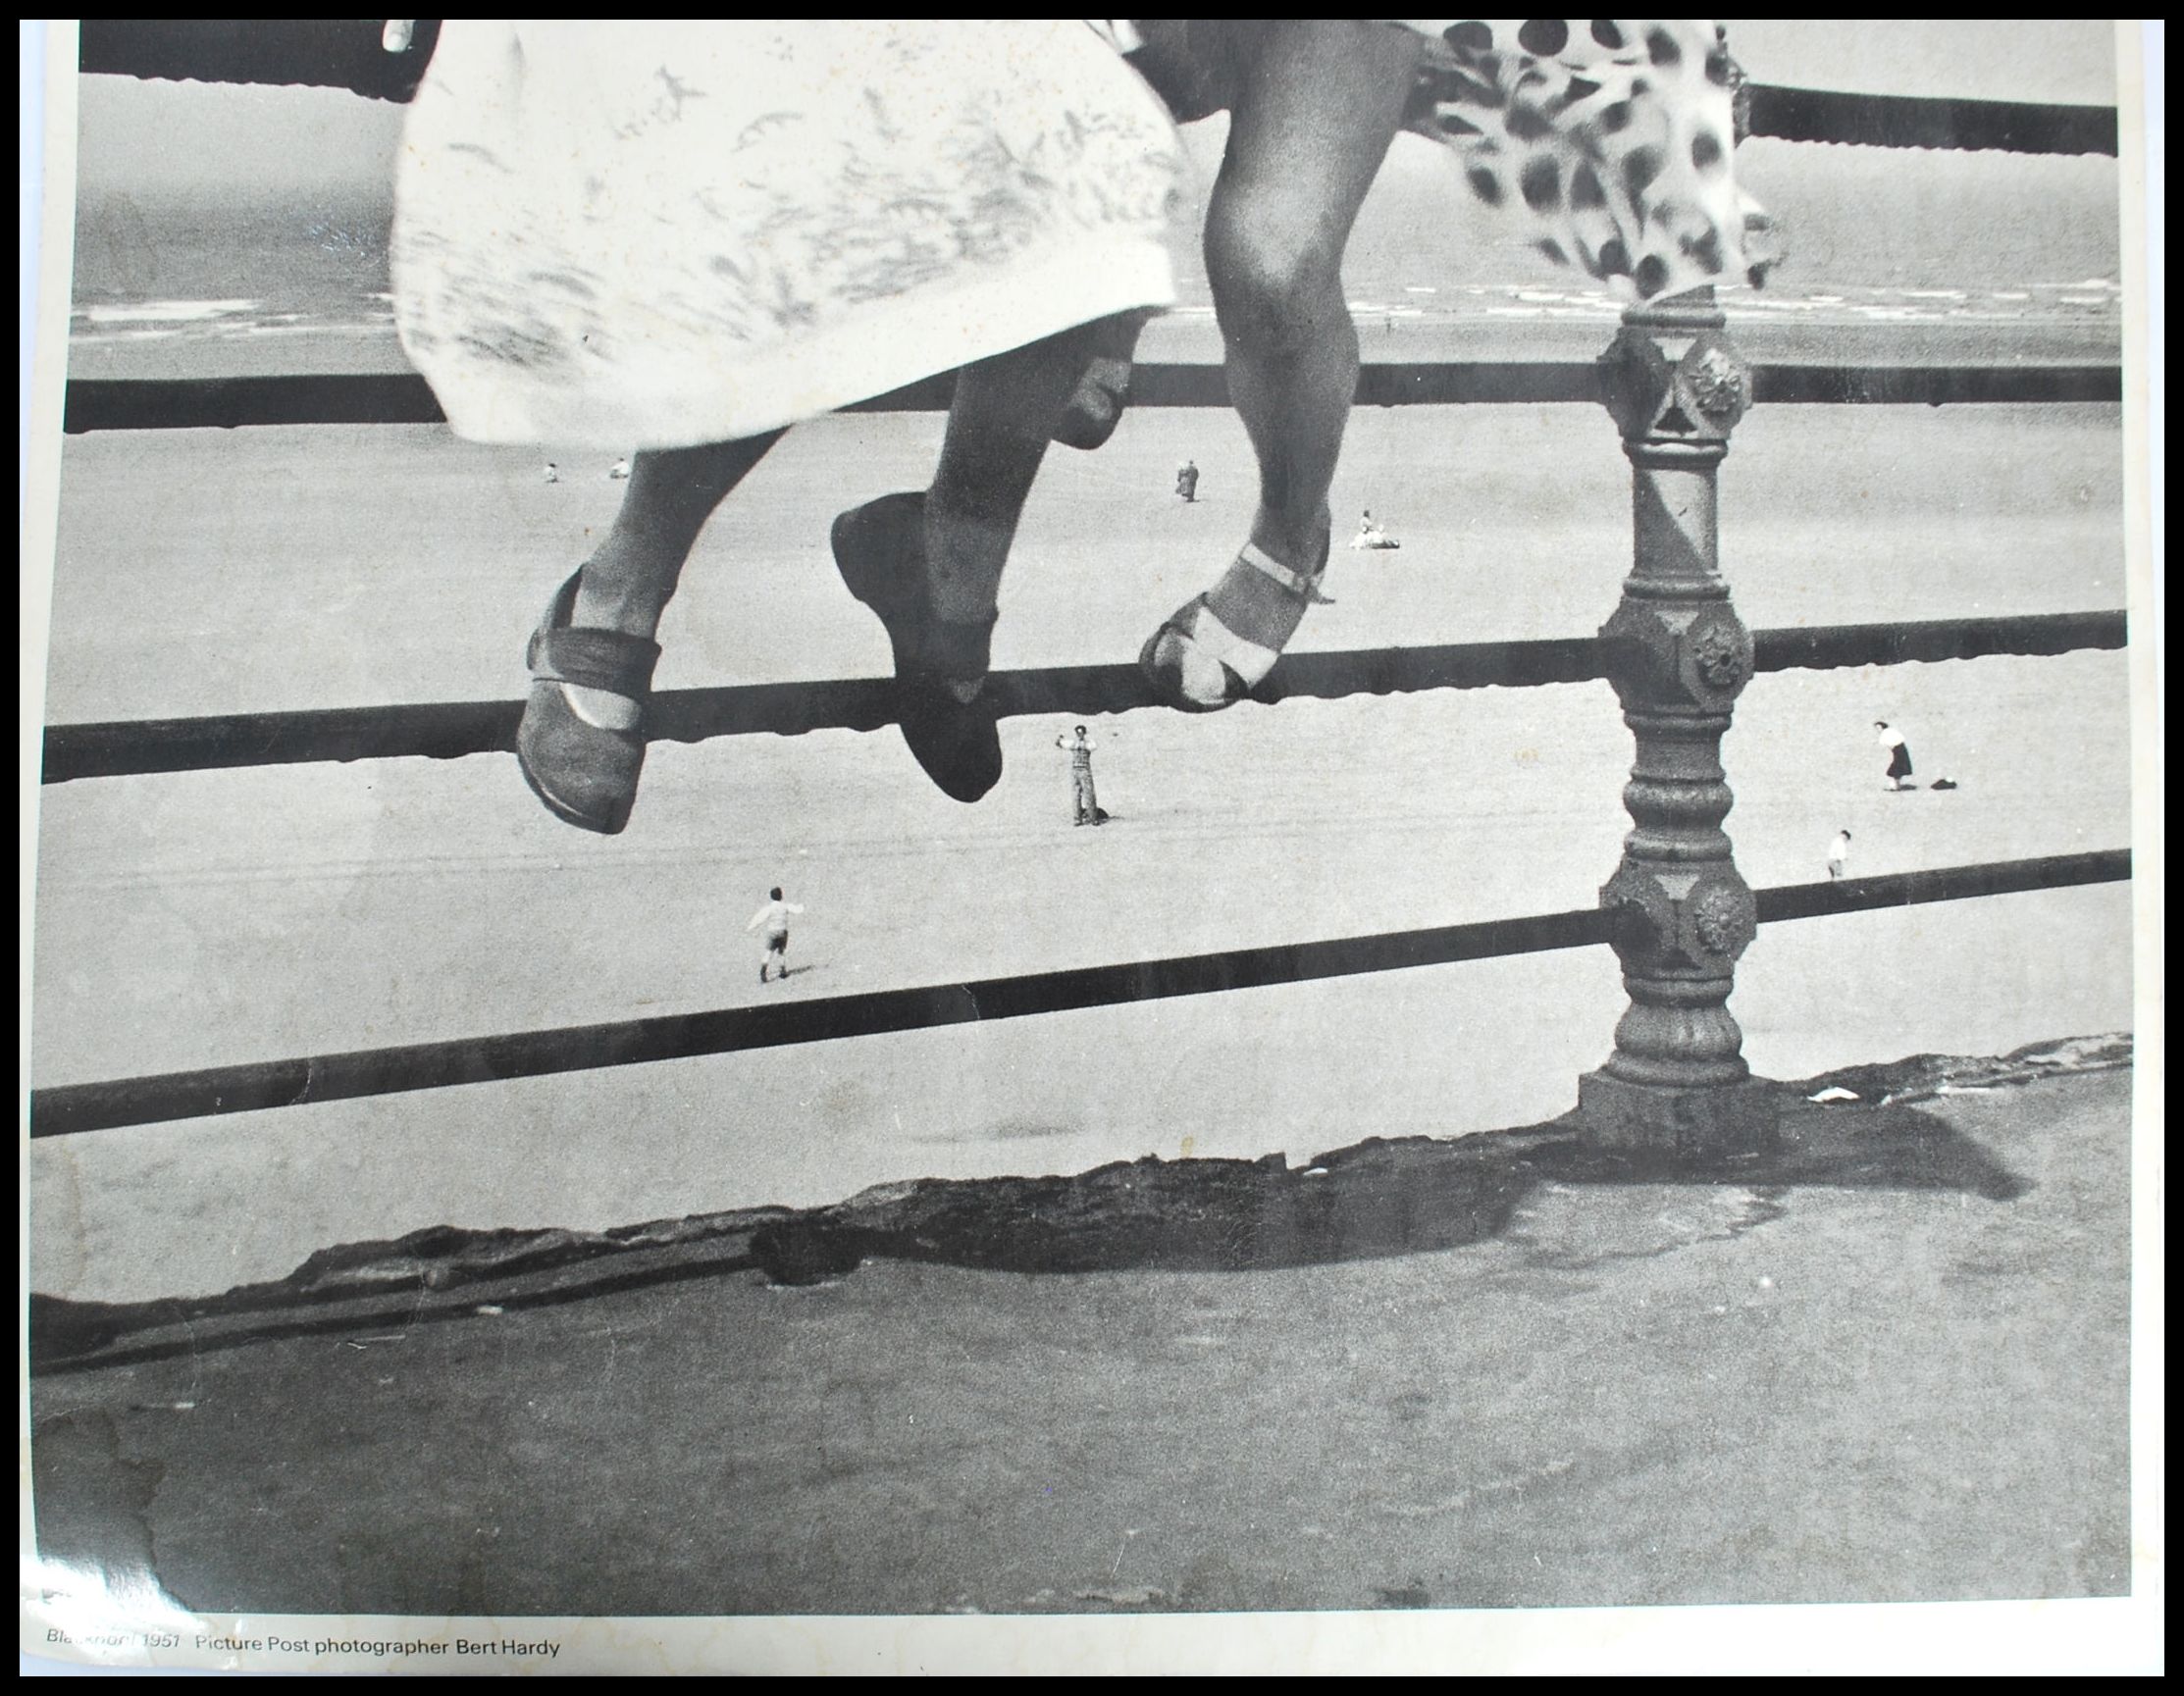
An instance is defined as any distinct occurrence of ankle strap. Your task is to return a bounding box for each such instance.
[1240,541,1335,606]
[534,626,662,695]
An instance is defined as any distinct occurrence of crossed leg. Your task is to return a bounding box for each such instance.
[523,320,1118,829]
[829,319,1110,800]
[923,321,1107,635]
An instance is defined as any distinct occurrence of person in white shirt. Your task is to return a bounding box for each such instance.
[1057,725,1102,825]
[1875,721,1913,791]
[746,886,806,983]
[1828,829,1851,881]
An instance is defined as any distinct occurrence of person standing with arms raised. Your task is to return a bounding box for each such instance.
[1056,726,1105,826]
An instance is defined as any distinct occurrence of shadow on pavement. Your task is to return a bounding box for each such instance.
[41,1036,2125,1375]
[746,1092,2024,1285]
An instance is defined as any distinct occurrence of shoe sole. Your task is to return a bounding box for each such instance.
[516,745,633,836]
[1137,621,1250,715]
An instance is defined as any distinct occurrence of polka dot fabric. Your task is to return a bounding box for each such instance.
[1392,19,1779,300]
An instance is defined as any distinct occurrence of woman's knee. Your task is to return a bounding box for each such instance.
[1205,212,1344,353]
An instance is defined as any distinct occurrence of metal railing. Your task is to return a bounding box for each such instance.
[31,36,2133,1151]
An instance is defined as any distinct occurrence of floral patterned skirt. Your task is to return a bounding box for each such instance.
[392,22,1185,449]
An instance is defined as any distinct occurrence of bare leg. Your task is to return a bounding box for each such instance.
[830,319,1114,801]
[565,306,1098,729]
[559,433,781,729]
[1215,20,1420,576]
[1143,22,1421,707]
[924,320,1106,630]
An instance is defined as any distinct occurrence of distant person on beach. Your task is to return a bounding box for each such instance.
[541,462,558,485]
[392,23,1184,835]
[1176,460,1200,502]
[607,458,632,482]
[1350,509,1398,549]
[1051,22,1781,713]
[1056,725,1104,825]
[1876,722,1914,791]
[748,887,806,984]
[1828,829,1851,880]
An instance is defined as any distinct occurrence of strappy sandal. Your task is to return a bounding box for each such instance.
[515,570,661,836]
[1138,530,1334,712]
[831,492,1004,803]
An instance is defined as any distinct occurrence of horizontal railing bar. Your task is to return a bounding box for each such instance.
[1752,852,2132,924]
[76,26,2119,158]
[26,849,2131,1139]
[78,19,439,99]
[1749,366,2122,406]
[38,612,2126,786]
[1745,83,2117,157]
[59,361,2123,435]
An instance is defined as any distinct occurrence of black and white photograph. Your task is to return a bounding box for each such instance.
[21,19,2162,1675]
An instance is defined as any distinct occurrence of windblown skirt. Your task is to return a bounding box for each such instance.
[1131,18,1779,303]
[391,21,1185,448]
[1398,19,1778,300]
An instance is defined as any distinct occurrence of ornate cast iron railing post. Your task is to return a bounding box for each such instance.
[1578,286,1777,1153]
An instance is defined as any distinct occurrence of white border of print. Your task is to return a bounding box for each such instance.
[20,18,2164,1677]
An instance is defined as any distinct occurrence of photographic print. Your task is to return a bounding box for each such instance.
[22,19,2161,1675]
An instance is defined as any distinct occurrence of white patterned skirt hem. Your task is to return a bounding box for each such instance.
[418,241,1176,451]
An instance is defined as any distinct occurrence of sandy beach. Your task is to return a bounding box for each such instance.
[27,400,2134,1305]
[39,403,2125,720]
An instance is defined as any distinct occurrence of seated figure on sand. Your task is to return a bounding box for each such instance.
[1350,509,1400,549]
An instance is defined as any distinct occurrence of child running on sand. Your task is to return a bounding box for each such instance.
[1079,21,1780,712]
[748,888,806,984]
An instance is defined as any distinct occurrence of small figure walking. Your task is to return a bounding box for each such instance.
[1057,725,1103,826]
[607,456,632,481]
[1174,459,1199,502]
[1875,721,1913,791]
[542,460,559,485]
[747,885,806,983]
[1828,829,1851,881]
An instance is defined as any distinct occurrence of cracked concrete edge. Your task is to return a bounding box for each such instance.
[26,1033,2134,1372]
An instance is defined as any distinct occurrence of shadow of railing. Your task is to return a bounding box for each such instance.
[31,1068,2062,1375]
[746,1092,2026,1285]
